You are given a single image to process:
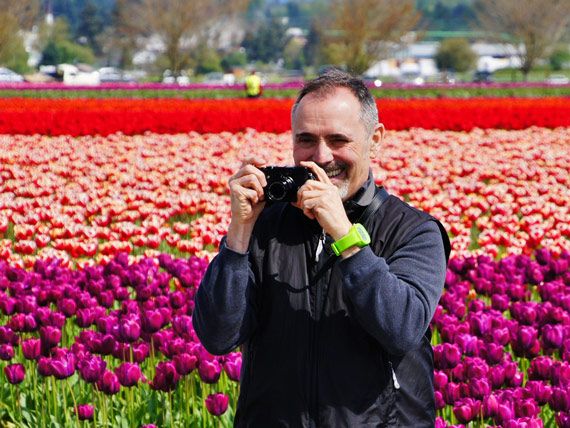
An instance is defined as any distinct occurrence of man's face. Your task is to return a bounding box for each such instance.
[292,87,382,201]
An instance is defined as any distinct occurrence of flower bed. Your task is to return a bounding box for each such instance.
[0,106,569,425]
[0,97,569,135]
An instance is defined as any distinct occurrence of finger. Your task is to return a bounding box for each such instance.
[299,161,332,185]
[241,156,267,168]
[232,174,266,198]
[231,165,267,188]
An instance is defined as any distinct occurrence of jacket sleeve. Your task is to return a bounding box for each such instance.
[192,238,259,355]
[339,220,447,355]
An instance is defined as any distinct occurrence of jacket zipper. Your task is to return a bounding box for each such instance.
[310,228,327,427]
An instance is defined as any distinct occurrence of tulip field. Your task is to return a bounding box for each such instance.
[0,91,570,428]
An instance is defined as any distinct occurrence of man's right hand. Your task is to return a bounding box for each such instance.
[226,157,267,253]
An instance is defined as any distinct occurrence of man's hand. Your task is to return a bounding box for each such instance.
[226,157,267,252]
[293,161,353,243]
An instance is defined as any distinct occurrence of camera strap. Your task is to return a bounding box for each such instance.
[356,186,390,227]
[311,186,390,284]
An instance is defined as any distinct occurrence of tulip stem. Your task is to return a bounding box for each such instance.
[168,390,174,428]
[66,379,80,428]
[129,386,135,428]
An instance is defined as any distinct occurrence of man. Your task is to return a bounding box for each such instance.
[193,69,450,427]
[245,71,262,98]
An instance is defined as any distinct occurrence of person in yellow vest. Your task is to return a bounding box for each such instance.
[245,71,262,98]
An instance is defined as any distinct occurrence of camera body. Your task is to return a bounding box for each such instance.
[261,166,316,204]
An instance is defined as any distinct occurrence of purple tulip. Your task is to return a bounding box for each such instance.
[172,314,193,338]
[0,296,16,315]
[59,298,77,317]
[435,416,447,428]
[141,309,164,334]
[21,337,41,360]
[173,353,197,376]
[115,362,142,387]
[487,364,506,389]
[39,325,61,349]
[480,341,504,365]
[198,359,222,384]
[453,397,481,424]
[150,361,180,392]
[205,393,229,416]
[49,353,76,379]
[75,308,97,328]
[556,412,570,428]
[503,417,544,428]
[549,386,570,412]
[37,357,51,377]
[4,363,25,384]
[468,377,491,400]
[514,398,540,418]
[442,382,462,405]
[541,323,565,351]
[454,333,479,356]
[525,380,553,406]
[491,293,510,312]
[494,399,515,426]
[96,370,120,395]
[78,354,107,383]
[0,344,14,361]
[434,343,462,369]
[118,317,141,343]
[223,353,242,382]
[511,325,540,358]
[0,326,17,345]
[551,361,570,387]
[96,315,118,335]
[482,394,499,418]
[75,404,94,421]
[528,356,554,381]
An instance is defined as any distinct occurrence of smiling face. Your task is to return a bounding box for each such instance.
[292,87,383,201]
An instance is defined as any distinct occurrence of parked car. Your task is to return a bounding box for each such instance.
[473,70,494,83]
[399,72,425,85]
[203,72,236,85]
[57,64,100,85]
[0,67,25,82]
[162,70,190,85]
[98,67,137,83]
[545,74,570,85]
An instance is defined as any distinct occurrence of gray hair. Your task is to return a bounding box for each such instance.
[291,68,379,136]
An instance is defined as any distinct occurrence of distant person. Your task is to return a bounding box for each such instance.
[245,71,262,98]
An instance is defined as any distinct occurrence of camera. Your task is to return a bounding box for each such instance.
[261,166,316,204]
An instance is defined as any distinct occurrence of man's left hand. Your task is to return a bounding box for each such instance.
[292,161,353,242]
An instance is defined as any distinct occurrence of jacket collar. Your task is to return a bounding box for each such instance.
[343,170,378,221]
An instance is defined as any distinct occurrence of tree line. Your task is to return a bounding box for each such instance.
[0,0,569,80]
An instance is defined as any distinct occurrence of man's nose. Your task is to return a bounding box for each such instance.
[312,141,333,164]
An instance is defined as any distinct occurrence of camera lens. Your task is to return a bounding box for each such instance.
[267,176,295,202]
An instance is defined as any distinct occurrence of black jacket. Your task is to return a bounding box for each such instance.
[193,181,450,427]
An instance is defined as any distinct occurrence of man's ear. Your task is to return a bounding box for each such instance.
[369,123,384,159]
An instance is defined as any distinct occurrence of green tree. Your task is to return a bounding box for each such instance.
[221,49,248,71]
[303,21,324,67]
[242,17,290,63]
[323,0,421,75]
[192,43,223,74]
[0,0,40,69]
[550,48,570,71]
[283,38,305,70]
[37,17,95,66]
[435,38,476,72]
[77,0,105,54]
[475,0,570,80]
[132,0,249,74]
